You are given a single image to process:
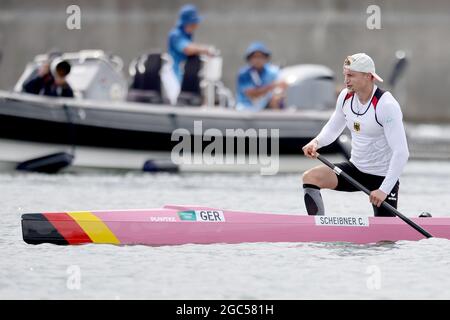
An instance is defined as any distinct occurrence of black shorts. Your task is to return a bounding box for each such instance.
[334,161,399,217]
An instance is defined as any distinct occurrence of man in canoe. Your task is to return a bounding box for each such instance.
[301,53,409,217]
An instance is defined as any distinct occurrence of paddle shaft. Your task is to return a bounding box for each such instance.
[317,154,433,238]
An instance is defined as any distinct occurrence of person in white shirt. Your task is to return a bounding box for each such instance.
[301,53,409,217]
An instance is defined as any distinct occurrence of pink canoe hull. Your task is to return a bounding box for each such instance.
[21,204,450,245]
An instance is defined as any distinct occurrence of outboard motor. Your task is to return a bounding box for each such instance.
[177,55,203,106]
[279,64,336,110]
[127,51,233,107]
[128,52,165,104]
[176,54,234,108]
[127,52,180,105]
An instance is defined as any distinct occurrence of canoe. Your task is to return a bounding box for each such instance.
[21,204,448,246]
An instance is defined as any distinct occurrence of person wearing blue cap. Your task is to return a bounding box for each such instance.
[167,4,216,82]
[236,42,287,111]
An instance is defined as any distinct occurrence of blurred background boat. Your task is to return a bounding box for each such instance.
[0,49,341,173]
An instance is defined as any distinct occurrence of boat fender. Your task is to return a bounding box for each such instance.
[143,159,179,173]
[16,152,74,174]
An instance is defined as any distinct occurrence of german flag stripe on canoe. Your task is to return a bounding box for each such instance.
[21,213,69,245]
[21,212,120,245]
[44,212,93,244]
[66,212,120,244]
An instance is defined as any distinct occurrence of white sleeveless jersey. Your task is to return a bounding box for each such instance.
[315,85,409,194]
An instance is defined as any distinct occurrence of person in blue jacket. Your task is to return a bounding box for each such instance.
[167,4,216,82]
[236,42,287,111]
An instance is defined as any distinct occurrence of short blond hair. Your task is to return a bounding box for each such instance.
[344,56,353,66]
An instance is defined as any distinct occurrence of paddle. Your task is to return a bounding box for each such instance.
[316,154,433,238]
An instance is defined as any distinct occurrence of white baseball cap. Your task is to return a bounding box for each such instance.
[344,53,383,82]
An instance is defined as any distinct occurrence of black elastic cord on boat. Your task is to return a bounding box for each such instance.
[62,104,76,157]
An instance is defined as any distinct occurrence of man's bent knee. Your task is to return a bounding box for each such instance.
[302,169,320,186]
[302,167,337,189]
